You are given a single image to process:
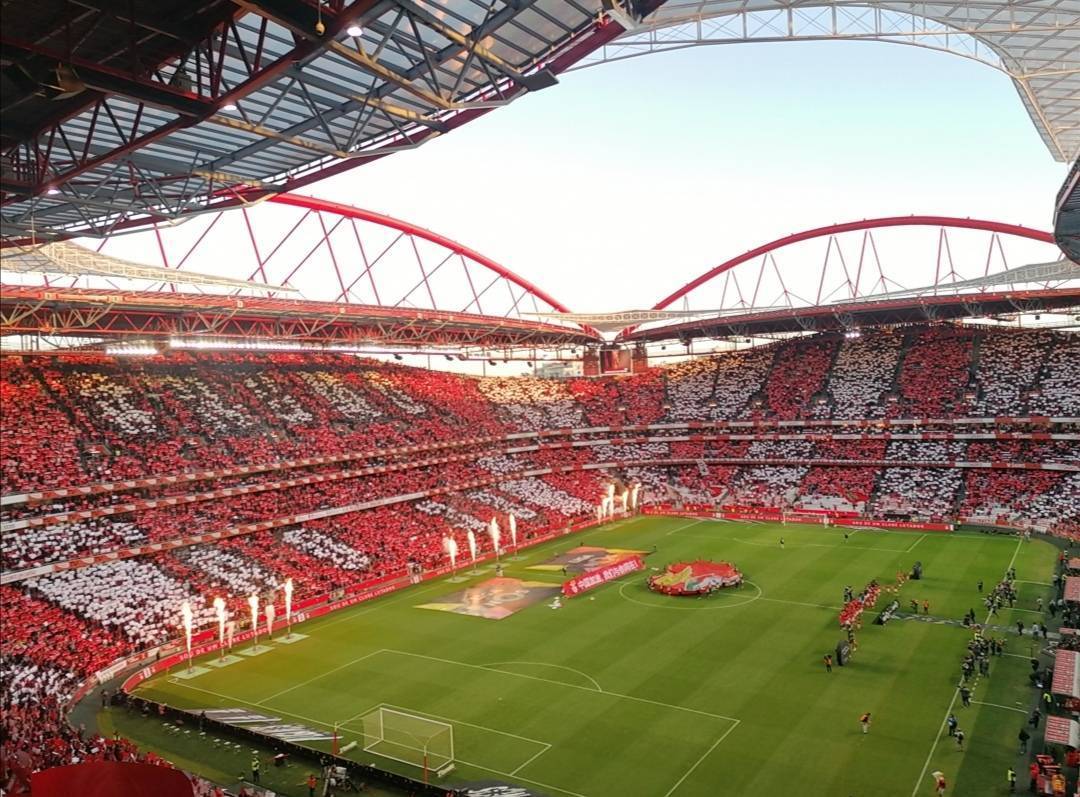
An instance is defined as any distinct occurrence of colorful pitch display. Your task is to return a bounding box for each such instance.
[119,515,1057,797]
[416,577,561,620]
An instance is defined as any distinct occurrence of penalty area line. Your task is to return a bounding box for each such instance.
[662,720,740,797]
[666,519,706,536]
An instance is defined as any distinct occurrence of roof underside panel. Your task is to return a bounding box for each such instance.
[2,0,1075,242]
[0,0,610,239]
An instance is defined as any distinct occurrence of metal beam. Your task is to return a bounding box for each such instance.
[233,0,454,110]
[0,38,207,117]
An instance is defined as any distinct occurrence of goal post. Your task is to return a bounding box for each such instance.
[360,707,455,780]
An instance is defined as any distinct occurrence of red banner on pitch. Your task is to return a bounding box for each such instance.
[562,555,644,597]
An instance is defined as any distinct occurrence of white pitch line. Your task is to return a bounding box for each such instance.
[385,649,741,724]
[165,681,579,794]
[906,534,928,553]
[662,721,740,797]
[163,679,344,734]
[481,660,603,692]
[759,596,842,611]
[507,743,552,773]
[666,519,706,536]
[911,537,1023,797]
[972,700,1028,714]
[372,701,551,750]
[455,759,589,797]
[257,648,386,705]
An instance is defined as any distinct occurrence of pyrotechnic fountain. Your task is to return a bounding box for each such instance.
[467,529,479,574]
[265,602,276,641]
[284,578,294,639]
[489,517,501,560]
[248,594,260,650]
[181,601,194,672]
[213,597,226,660]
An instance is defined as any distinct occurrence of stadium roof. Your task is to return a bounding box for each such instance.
[0,0,663,241]
[1057,158,1080,264]
[1,0,1076,242]
[0,284,598,349]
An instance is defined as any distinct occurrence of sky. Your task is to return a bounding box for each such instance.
[288,38,1069,313]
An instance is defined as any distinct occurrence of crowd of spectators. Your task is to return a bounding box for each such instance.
[757,336,837,420]
[1030,333,1080,417]
[477,376,587,430]
[971,330,1051,417]
[817,332,902,419]
[24,559,214,649]
[1,325,1077,788]
[870,467,963,518]
[894,327,975,418]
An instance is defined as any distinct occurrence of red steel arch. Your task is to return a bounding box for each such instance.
[651,216,1056,311]
[1,192,600,348]
[267,194,571,314]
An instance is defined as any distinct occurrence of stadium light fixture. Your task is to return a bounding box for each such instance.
[105,343,158,356]
[346,24,363,37]
[220,102,237,111]
[45,185,60,195]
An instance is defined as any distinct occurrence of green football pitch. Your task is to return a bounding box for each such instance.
[115,516,1058,797]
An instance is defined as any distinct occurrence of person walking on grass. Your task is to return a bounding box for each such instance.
[959,686,971,707]
[1030,708,1042,728]
[923,599,930,615]
[955,729,965,751]
[860,712,871,734]
[1007,766,1016,792]
[780,537,785,549]
[824,654,833,673]
[1019,727,1030,753]
[1017,620,1025,636]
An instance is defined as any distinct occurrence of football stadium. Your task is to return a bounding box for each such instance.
[1,2,1079,796]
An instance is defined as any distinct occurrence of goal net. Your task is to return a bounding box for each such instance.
[360,707,455,777]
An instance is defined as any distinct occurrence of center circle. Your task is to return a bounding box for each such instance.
[617,579,763,610]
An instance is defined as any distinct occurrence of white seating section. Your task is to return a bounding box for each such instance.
[177,546,281,597]
[282,528,371,570]
[871,468,962,517]
[27,560,215,647]
[298,371,382,421]
[821,333,902,419]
